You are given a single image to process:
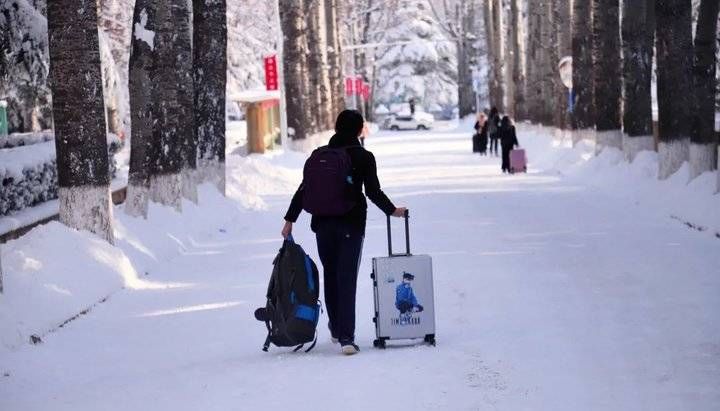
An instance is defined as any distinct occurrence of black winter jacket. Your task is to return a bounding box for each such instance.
[474,121,488,139]
[499,125,519,148]
[284,133,396,234]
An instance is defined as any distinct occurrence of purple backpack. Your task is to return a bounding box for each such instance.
[302,147,356,216]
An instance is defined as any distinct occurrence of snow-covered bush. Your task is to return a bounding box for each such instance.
[0,0,53,133]
[0,142,57,215]
[0,130,54,149]
[0,135,122,216]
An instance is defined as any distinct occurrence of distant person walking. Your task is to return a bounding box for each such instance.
[487,107,500,156]
[498,116,519,173]
[360,123,369,146]
[282,110,407,356]
[473,112,488,154]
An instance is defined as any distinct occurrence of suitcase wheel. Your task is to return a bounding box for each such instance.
[373,338,387,349]
[424,334,436,346]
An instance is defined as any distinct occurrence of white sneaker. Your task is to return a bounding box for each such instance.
[341,343,360,355]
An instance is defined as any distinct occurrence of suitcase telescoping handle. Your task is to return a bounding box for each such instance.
[386,209,411,257]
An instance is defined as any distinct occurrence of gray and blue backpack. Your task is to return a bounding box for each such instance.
[254,235,321,352]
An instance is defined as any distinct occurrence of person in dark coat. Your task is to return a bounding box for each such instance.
[282,110,407,355]
[499,116,519,173]
[472,112,487,154]
[487,107,500,156]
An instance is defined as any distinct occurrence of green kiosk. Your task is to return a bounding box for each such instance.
[0,100,7,138]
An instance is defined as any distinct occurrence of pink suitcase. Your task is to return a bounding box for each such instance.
[509,149,527,173]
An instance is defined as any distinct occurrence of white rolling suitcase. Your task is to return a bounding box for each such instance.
[371,211,436,348]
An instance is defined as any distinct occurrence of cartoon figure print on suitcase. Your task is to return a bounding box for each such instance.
[371,210,436,349]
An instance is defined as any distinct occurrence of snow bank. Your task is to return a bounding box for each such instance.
[0,130,54,149]
[0,222,138,350]
[516,123,720,235]
[286,129,334,153]
[0,183,258,353]
[225,149,305,210]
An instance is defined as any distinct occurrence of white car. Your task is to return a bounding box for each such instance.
[386,113,434,131]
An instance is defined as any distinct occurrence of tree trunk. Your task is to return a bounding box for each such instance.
[689,0,719,178]
[126,0,157,218]
[655,0,693,180]
[194,0,228,194]
[526,0,542,123]
[151,0,193,208]
[0,248,4,294]
[177,1,197,203]
[47,0,114,243]
[360,0,374,122]
[301,8,317,134]
[571,0,595,145]
[622,0,655,162]
[504,0,515,118]
[509,0,524,120]
[484,0,502,112]
[457,1,476,119]
[457,38,476,118]
[592,0,622,154]
[317,0,333,128]
[325,0,345,120]
[540,0,557,126]
[350,20,364,117]
[555,0,571,135]
[280,1,309,140]
[305,0,325,132]
[491,0,505,112]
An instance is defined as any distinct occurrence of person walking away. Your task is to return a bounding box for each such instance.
[487,107,500,156]
[479,114,489,155]
[282,110,407,355]
[473,112,487,154]
[499,116,519,173]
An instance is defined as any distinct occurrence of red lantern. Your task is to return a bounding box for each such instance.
[361,84,370,101]
[264,55,278,91]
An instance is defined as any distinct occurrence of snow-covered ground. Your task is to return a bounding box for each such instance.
[1,121,719,410]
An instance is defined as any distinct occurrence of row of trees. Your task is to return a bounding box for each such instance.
[43,0,228,245]
[483,0,719,182]
[279,0,345,141]
[279,0,487,136]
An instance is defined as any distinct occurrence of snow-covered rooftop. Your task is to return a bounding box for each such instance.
[229,89,281,103]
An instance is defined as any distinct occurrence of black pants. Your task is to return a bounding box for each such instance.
[490,136,499,155]
[315,221,364,344]
[501,145,512,171]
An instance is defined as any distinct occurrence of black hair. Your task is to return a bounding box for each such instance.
[501,116,512,128]
[335,109,364,138]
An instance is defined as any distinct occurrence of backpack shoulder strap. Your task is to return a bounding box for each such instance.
[291,331,317,353]
[262,319,272,352]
